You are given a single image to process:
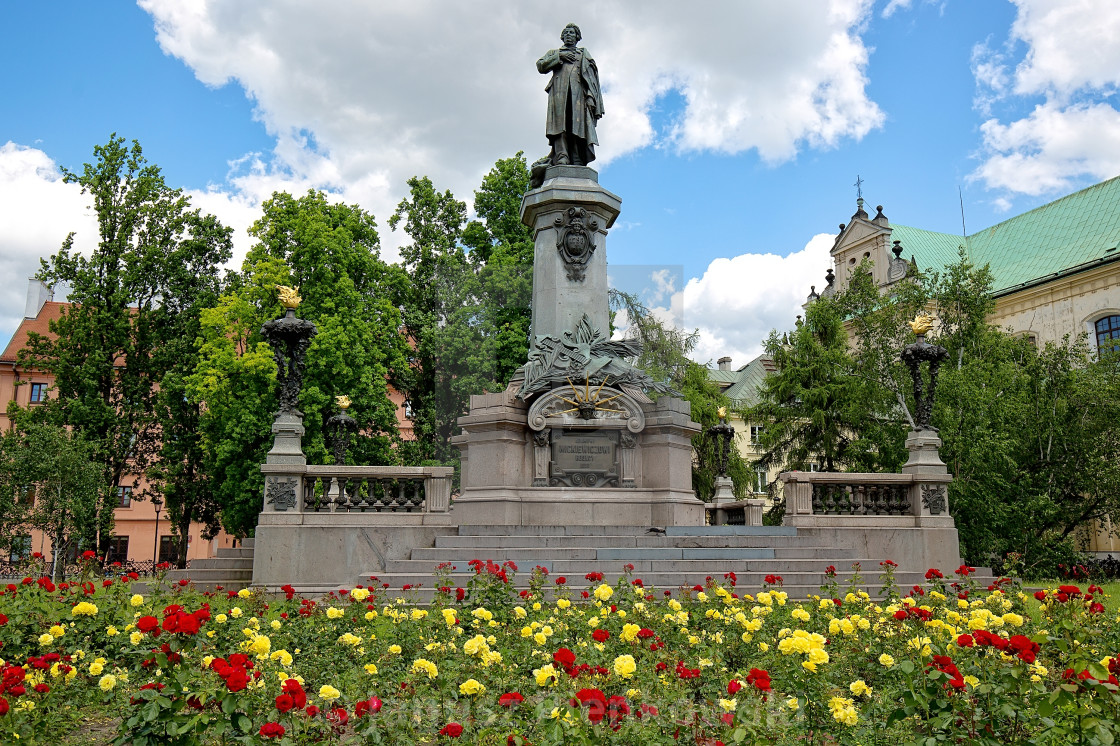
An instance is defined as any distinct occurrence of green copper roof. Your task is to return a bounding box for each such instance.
[893,174,1120,293]
[706,354,774,408]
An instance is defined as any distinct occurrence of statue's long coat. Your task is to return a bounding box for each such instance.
[537,46,604,152]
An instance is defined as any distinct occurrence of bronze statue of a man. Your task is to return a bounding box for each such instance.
[537,23,604,167]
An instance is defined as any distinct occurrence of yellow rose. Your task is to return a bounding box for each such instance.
[594,584,614,602]
[238,588,252,599]
[98,674,117,692]
[89,661,104,677]
[557,598,571,609]
[364,663,378,675]
[319,684,341,701]
[130,631,144,645]
[350,588,370,602]
[230,607,243,618]
[72,602,99,617]
[326,607,344,619]
[879,653,895,667]
[49,625,65,638]
[388,645,402,655]
[613,654,637,678]
[459,678,485,695]
[38,634,53,647]
[130,594,144,607]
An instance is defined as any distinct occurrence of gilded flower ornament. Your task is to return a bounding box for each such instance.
[276,285,302,309]
[336,395,352,410]
[909,313,935,336]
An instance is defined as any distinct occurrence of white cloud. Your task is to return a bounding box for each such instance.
[136,0,883,245]
[0,143,263,345]
[682,233,835,366]
[1009,0,1120,97]
[973,101,1120,195]
[0,143,98,340]
[971,0,1120,195]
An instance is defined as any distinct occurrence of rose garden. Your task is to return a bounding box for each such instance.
[4,20,1120,746]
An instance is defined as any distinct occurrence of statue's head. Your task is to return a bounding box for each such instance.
[561,23,581,45]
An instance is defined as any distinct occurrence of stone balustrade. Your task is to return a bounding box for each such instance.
[260,464,453,514]
[780,470,951,521]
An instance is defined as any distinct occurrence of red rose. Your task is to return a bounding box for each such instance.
[439,722,464,737]
[275,693,295,712]
[137,616,160,634]
[555,577,567,585]
[225,668,250,692]
[498,692,524,707]
[592,629,610,642]
[455,587,466,602]
[727,679,742,694]
[956,634,974,647]
[925,568,943,580]
[259,722,285,739]
[554,648,576,668]
[354,696,382,716]
[34,683,50,694]
[0,696,8,716]
[0,613,7,626]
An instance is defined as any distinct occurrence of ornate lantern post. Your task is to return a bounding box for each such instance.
[708,406,738,522]
[900,314,949,477]
[327,395,358,465]
[260,286,317,515]
[260,286,317,467]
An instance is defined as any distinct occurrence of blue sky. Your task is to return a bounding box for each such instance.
[3,1,1119,366]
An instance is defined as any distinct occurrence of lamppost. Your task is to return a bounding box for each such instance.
[151,495,163,568]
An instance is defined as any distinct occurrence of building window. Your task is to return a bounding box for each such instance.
[116,485,132,508]
[9,535,32,563]
[1096,315,1120,353]
[17,484,35,507]
[755,469,769,494]
[107,536,129,562]
[29,383,47,403]
[749,425,763,444]
[158,536,179,564]
[808,462,819,472]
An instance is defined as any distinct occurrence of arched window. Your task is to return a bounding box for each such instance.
[1096,315,1120,352]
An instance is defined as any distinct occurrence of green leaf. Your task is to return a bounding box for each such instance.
[900,660,916,674]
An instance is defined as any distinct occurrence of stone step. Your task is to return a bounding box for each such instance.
[354,570,996,602]
[384,556,874,576]
[186,557,255,570]
[215,547,256,559]
[241,538,255,549]
[453,525,797,537]
[434,535,815,549]
[167,568,254,583]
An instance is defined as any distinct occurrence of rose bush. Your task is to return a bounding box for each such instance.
[0,563,1118,744]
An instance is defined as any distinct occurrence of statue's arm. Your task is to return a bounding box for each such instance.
[536,48,560,73]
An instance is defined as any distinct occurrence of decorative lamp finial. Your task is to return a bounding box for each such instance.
[909,313,935,336]
[717,406,727,420]
[336,395,352,411]
[276,285,301,309]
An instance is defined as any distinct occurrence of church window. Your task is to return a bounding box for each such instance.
[1096,315,1120,353]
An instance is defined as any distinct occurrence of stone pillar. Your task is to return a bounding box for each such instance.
[902,429,947,475]
[520,166,621,341]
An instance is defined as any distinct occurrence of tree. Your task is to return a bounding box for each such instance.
[190,191,408,536]
[609,290,752,500]
[390,155,534,465]
[17,136,232,557]
[749,294,894,475]
[0,422,103,580]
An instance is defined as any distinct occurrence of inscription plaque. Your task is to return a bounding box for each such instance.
[550,428,619,487]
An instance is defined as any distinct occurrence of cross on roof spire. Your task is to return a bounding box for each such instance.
[854,175,865,201]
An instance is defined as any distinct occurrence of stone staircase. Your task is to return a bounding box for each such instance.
[363,525,992,601]
[166,539,255,591]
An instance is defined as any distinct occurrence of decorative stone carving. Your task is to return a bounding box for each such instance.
[554,207,599,281]
[265,476,299,511]
[516,313,675,400]
[532,429,551,487]
[619,431,636,488]
[921,484,947,515]
[528,384,645,433]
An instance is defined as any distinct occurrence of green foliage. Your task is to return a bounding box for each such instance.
[754,246,1120,575]
[16,136,232,558]
[190,192,407,536]
[390,155,533,466]
[750,293,897,475]
[0,421,102,578]
[609,290,751,500]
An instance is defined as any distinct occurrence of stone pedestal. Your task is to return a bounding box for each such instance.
[452,387,704,526]
[902,429,947,475]
[521,166,620,341]
[266,411,307,466]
